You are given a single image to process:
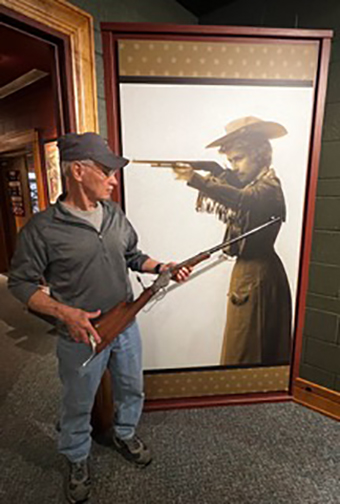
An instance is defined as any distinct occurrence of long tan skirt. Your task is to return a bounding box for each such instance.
[220,251,292,366]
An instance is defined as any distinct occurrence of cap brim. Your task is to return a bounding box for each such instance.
[206,121,287,148]
[92,152,129,171]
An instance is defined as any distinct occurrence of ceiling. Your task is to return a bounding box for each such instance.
[0,24,53,90]
[175,0,237,17]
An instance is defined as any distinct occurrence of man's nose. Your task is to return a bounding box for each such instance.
[108,173,118,185]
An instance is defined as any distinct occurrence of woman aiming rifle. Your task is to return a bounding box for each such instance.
[173,116,292,366]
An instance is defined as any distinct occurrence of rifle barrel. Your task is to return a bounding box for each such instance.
[171,217,281,273]
[209,216,281,255]
[132,160,203,167]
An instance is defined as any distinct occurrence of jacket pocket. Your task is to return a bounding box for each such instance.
[229,290,250,306]
[228,277,257,306]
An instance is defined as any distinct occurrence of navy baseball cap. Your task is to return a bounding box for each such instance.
[57,132,129,173]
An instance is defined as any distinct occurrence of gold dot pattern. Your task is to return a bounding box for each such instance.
[144,366,290,400]
[118,40,318,80]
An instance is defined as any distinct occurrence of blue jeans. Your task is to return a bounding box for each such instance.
[56,321,144,463]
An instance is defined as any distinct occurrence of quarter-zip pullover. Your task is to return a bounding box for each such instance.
[8,198,149,336]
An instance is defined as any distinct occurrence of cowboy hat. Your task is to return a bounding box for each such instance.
[206,116,287,149]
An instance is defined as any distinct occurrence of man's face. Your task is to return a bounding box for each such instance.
[223,147,260,185]
[78,161,118,201]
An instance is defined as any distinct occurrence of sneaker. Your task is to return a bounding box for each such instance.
[65,459,91,503]
[112,434,152,467]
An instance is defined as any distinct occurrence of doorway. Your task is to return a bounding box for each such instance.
[0,17,74,272]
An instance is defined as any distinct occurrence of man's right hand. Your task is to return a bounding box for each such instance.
[59,305,102,345]
[27,289,102,346]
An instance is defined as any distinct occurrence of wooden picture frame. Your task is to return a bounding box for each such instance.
[101,22,332,409]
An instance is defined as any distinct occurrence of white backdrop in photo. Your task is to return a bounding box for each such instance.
[120,83,314,370]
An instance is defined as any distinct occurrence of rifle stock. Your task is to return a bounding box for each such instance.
[92,217,280,355]
[94,287,155,352]
[93,253,211,353]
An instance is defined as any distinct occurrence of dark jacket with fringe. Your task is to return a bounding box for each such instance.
[187,168,292,366]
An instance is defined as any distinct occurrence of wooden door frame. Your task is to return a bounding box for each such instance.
[1,0,98,134]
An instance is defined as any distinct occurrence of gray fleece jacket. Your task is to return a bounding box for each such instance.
[8,199,149,333]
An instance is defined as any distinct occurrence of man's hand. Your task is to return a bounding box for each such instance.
[27,289,102,346]
[141,258,192,282]
[59,305,102,345]
[160,262,192,283]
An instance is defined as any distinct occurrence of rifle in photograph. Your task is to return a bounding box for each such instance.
[132,159,225,175]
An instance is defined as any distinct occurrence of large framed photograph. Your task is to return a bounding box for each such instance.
[102,23,332,404]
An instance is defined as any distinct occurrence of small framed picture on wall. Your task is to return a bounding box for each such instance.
[44,140,63,204]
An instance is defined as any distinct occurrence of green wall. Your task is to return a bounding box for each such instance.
[69,0,196,136]
[202,0,340,392]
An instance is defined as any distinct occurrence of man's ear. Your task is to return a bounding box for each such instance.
[70,161,84,182]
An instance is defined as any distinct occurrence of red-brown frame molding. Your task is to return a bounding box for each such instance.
[145,391,292,412]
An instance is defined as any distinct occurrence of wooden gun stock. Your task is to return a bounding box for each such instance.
[93,253,211,353]
[92,217,280,355]
[94,288,154,353]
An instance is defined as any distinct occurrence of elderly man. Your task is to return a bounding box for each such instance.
[8,132,190,503]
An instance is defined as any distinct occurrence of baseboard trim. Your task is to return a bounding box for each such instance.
[144,391,292,411]
[293,378,340,421]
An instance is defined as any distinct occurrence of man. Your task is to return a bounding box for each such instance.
[8,132,190,503]
[173,116,291,366]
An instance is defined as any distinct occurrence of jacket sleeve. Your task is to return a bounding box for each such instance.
[187,171,284,217]
[7,223,49,305]
[120,213,149,272]
[187,172,241,208]
[239,172,286,219]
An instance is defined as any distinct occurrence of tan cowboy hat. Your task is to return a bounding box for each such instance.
[206,116,287,148]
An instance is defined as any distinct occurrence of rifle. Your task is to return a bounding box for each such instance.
[133,159,225,176]
[82,217,281,367]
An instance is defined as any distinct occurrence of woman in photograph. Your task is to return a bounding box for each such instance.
[173,116,292,366]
